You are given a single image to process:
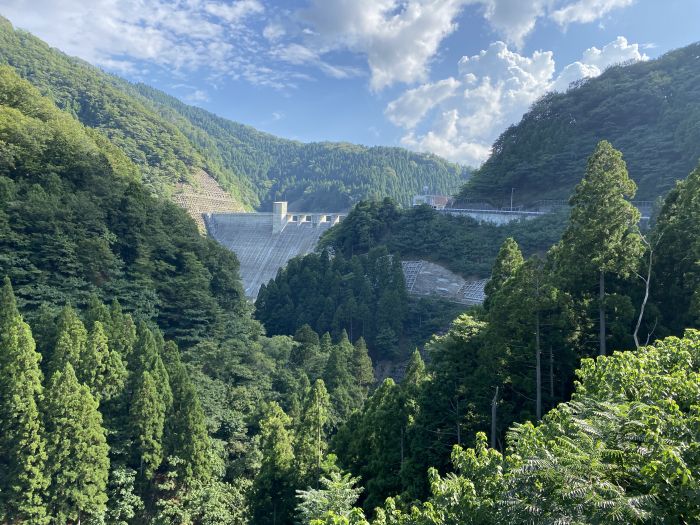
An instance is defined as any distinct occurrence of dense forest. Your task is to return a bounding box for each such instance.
[319,198,567,278]
[255,247,464,363]
[2,18,700,525]
[0,16,468,211]
[462,41,700,205]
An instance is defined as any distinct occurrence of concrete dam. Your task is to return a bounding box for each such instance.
[205,202,345,298]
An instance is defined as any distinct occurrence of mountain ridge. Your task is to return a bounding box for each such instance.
[0,15,468,212]
[461,41,700,206]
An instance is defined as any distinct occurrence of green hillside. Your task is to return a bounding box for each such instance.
[0,16,468,211]
[462,42,700,205]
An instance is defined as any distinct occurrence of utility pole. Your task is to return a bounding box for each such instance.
[510,188,514,211]
[491,386,499,449]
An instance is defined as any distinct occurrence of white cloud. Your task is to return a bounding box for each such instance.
[550,0,635,25]
[301,0,467,91]
[551,36,647,91]
[204,0,264,24]
[477,0,551,48]
[272,43,363,79]
[385,78,461,128]
[263,23,286,42]
[386,36,646,166]
[184,89,210,103]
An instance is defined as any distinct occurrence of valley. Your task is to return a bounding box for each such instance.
[1,10,700,525]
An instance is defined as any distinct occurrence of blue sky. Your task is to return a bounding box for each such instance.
[2,0,699,166]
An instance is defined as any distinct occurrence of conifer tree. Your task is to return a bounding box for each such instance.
[294,379,332,486]
[351,337,374,394]
[44,362,110,523]
[0,277,49,523]
[84,293,110,328]
[399,350,428,497]
[48,305,87,377]
[484,237,524,309]
[132,322,172,410]
[556,140,643,355]
[323,338,355,421]
[83,320,127,402]
[130,370,165,479]
[107,299,137,361]
[163,341,212,485]
[252,402,297,525]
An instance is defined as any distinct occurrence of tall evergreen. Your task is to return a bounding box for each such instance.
[556,140,643,355]
[351,337,374,395]
[251,402,297,525]
[44,362,110,523]
[83,320,128,402]
[130,370,166,479]
[48,305,88,376]
[484,237,524,309]
[163,341,212,485]
[0,277,49,523]
[294,379,332,487]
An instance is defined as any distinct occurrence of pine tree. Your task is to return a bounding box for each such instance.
[130,370,165,479]
[556,140,643,355]
[484,237,524,309]
[44,362,110,523]
[294,379,331,487]
[251,402,297,525]
[0,277,49,523]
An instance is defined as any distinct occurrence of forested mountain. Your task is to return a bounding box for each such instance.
[3,12,700,524]
[462,42,700,205]
[0,63,376,522]
[0,16,468,211]
[319,198,567,278]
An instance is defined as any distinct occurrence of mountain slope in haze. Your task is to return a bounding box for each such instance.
[462,42,700,205]
[0,16,469,211]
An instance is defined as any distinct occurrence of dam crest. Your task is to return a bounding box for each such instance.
[205,202,345,298]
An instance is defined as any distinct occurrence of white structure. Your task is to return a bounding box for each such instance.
[205,202,345,299]
[412,194,452,210]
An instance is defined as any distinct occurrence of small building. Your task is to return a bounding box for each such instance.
[412,194,452,210]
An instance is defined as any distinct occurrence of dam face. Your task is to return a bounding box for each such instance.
[205,202,345,299]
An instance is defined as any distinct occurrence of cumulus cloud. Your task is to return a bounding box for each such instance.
[478,0,551,48]
[387,36,646,166]
[551,36,647,91]
[385,78,461,128]
[295,0,636,89]
[301,0,466,91]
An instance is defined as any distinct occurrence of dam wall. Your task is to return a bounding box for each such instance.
[205,202,345,299]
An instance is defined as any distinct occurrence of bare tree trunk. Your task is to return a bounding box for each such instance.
[599,270,606,356]
[536,310,542,421]
[491,386,499,449]
[634,236,653,349]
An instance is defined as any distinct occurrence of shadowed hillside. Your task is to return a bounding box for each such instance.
[462,42,700,205]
